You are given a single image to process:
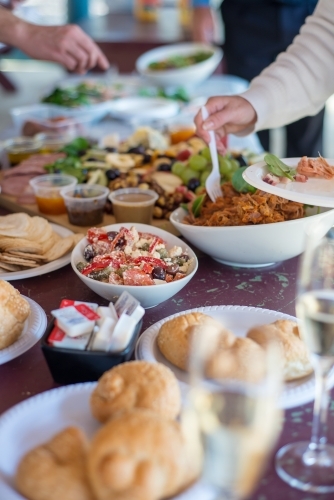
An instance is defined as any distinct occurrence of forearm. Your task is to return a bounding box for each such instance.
[0,6,25,47]
[240,0,334,131]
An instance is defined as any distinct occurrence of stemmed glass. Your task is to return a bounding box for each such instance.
[182,325,283,500]
[275,221,334,493]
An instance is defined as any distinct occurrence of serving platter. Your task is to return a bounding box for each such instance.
[0,383,216,500]
[0,296,47,365]
[243,158,334,207]
[0,223,73,281]
[135,305,334,409]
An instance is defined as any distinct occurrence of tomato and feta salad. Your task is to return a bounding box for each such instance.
[76,226,192,286]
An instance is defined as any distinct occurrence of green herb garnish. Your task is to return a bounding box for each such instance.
[264,153,296,180]
[231,167,256,193]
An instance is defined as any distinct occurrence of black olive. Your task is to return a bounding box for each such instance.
[187,178,201,191]
[107,231,119,241]
[234,154,248,167]
[85,157,99,162]
[128,146,146,155]
[115,236,125,249]
[78,149,87,157]
[106,169,121,180]
[180,254,190,262]
[143,153,152,163]
[152,266,166,280]
[157,163,172,172]
[83,244,96,262]
[166,263,179,275]
[104,146,116,152]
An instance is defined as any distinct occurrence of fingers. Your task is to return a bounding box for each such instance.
[75,27,109,71]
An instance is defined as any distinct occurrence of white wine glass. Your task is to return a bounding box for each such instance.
[275,222,334,493]
[182,324,283,500]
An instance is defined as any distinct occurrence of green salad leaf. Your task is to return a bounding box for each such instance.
[191,194,206,218]
[231,167,256,193]
[264,153,296,180]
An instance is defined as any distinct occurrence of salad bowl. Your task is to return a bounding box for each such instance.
[71,223,198,308]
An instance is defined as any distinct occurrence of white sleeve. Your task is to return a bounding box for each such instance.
[238,0,334,131]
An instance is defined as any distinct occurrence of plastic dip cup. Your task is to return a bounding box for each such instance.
[60,184,109,226]
[3,137,42,166]
[29,174,77,215]
[109,188,159,224]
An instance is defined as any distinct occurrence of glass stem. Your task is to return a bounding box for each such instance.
[309,357,332,450]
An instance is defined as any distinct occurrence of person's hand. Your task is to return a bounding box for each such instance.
[16,23,109,74]
[194,96,258,153]
[192,7,216,43]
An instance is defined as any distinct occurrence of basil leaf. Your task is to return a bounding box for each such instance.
[264,154,296,181]
[232,167,256,193]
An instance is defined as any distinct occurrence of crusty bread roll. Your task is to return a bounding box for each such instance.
[15,427,94,500]
[0,279,30,349]
[87,409,202,500]
[157,312,235,371]
[90,361,181,423]
[207,337,266,383]
[247,319,313,381]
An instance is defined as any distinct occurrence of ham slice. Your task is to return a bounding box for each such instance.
[3,153,65,178]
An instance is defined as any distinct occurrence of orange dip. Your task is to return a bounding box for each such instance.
[35,196,67,215]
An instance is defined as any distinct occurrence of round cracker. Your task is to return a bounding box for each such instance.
[44,236,74,262]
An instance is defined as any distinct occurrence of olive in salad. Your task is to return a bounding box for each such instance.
[77,226,192,286]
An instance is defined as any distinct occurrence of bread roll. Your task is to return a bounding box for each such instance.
[157,312,235,371]
[90,361,181,423]
[87,409,202,500]
[207,337,266,383]
[247,319,313,381]
[15,427,94,500]
[0,279,30,349]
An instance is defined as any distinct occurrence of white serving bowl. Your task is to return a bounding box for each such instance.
[71,223,198,308]
[170,207,334,268]
[136,43,223,88]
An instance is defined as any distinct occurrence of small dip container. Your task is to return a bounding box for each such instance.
[109,188,159,224]
[35,132,73,153]
[30,174,77,215]
[60,184,109,226]
[2,136,42,166]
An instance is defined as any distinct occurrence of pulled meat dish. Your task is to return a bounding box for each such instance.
[183,182,305,226]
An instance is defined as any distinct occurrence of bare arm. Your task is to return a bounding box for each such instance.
[0,6,109,73]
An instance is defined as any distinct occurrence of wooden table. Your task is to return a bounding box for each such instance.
[77,8,192,72]
[0,202,333,500]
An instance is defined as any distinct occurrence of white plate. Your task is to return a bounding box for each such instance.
[0,223,73,281]
[0,296,47,365]
[135,305,334,409]
[108,96,179,121]
[0,383,216,500]
[243,158,334,207]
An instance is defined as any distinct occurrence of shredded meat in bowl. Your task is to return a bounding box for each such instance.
[183,182,305,226]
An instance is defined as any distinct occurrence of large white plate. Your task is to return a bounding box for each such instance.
[243,158,334,207]
[135,305,334,409]
[108,96,179,121]
[0,384,216,500]
[0,223,73,281]
[0,296,47,365]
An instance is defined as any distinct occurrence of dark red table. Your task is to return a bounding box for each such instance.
[0,206,333,500]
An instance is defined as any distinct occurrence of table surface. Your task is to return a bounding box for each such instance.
[0,204,333,500]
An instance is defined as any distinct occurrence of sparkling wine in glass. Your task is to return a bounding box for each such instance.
[275,225,334,493]
[182,325,283,500]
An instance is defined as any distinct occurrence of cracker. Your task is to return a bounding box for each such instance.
[7,251,47,261]
[44,235,74,262]
[0,262,23,272]
[0,253,39,267]
[0,237,43,254]
[0,213,32,238]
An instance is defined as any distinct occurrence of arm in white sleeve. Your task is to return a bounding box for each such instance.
[239,0,334,131]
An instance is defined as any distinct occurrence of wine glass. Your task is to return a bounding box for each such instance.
[182,324,283,500]
[275,221,334,493]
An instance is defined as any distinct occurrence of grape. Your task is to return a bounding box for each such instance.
[188,154,208,171]
[180,168,200,184]
[230,159,240,172]
[200,169,211,186]
[218,156,233,177]
[200,146,211,161]
[171,161,187,176]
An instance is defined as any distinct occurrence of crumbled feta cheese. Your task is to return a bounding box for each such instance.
[124,245,133,255]
[169,246,182,258]
[129,226,139,243]
[153,252,160,259]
